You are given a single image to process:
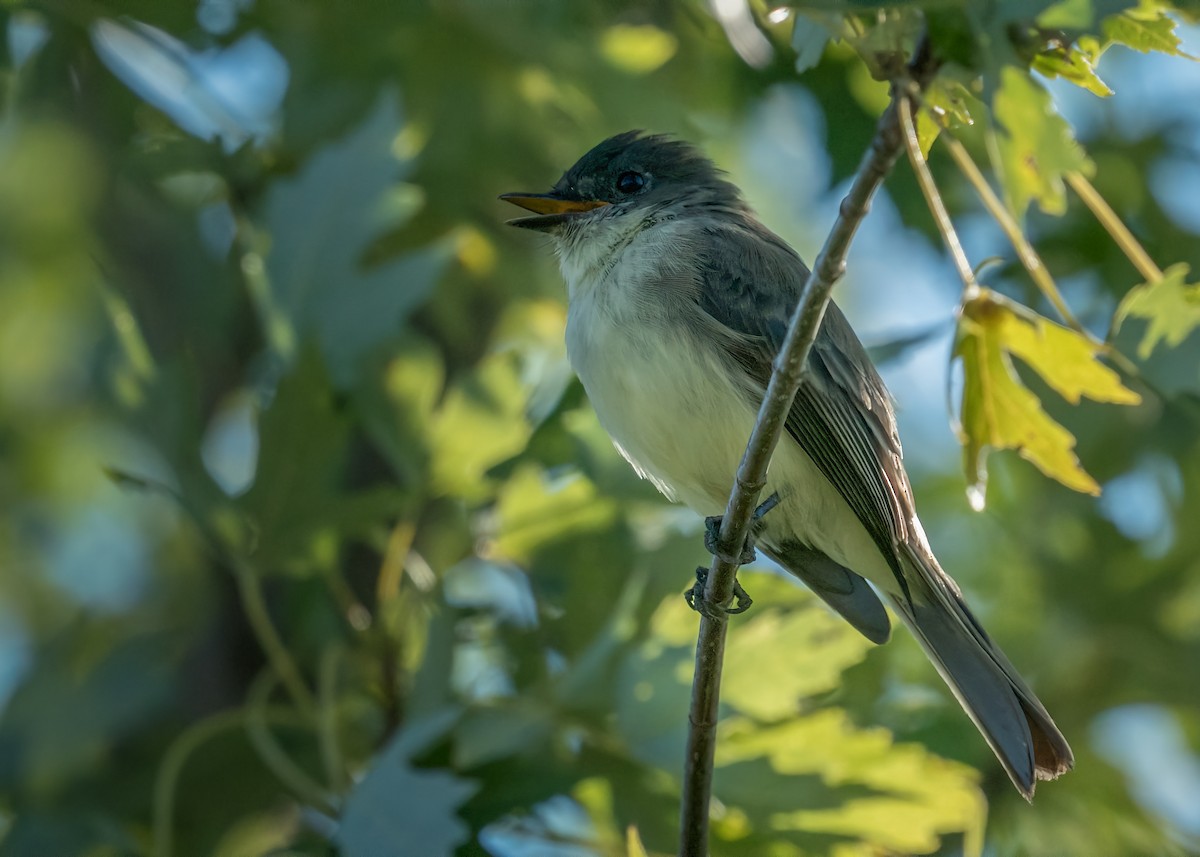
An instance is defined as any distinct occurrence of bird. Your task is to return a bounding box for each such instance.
[500,131,1072,799]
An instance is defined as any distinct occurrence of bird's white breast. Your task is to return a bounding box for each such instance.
[558,220,893,587]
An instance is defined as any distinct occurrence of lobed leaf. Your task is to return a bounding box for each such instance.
[263,93,451,386]
[955,292,1140,503]
[1114,263,1200,358]
[993,67,1094,217]
[717,709,985,857]
[1104,6,1188,56]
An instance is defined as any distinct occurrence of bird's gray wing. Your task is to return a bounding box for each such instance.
[685,220,1074,789]
[688,218,916,602]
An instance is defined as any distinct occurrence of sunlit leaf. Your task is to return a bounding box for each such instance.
[955,291,1140,503]
[717,709,985,857]
[1114,263,1200,358]
[599,24,678,75]
[491,466,618,562]
[993,67,1094,216]
[626,825,649,857]
[914,79,974,157]
[1032,47,1113,96]
[615,575,875,768]
[721,579,875,721]
[427,352,535,501]
[1103,7,1188,56]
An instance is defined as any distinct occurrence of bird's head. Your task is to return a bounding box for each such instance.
[500,131,746,237]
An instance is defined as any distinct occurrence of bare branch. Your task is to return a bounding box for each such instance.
[677,34,939,857]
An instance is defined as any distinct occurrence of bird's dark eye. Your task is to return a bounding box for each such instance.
[616,171,645,194]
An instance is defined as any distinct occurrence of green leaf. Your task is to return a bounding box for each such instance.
[0,627,174,796]
[598,24,678,75]
[340,708,477,857]
[1114,263,1200,358]
[1032,47,1113,96]
[720,577,875,721]
[914,79,974,157]
[453,700,555,768]
[238,350,405,572]
[993,67,1094,217]
[614,574,875,770]
[955,292,1140,503]
[427,354,537,501]
[717,709,985,857]
[492,466,618,563]
[1104,7,1188,56]
[263,92,451,386]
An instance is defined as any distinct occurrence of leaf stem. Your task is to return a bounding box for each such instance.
[899,96,980,299]
[152,705,312,857]
[246,671,339,815]
[677,33,939,857]
[938,131,1083,333]
[318,643,348,791]
[235,561,318,717]
[1065,171,1162,285]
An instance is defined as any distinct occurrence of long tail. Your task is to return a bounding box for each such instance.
[890,549,1074,799]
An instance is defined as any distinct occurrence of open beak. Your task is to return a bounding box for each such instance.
[499,192,609,231]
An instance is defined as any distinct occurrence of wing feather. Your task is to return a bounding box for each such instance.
[690,218,915,598]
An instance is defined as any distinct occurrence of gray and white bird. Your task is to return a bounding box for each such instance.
[501,132,1072,798]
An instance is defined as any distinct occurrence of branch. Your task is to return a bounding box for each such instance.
[677,36,939,857]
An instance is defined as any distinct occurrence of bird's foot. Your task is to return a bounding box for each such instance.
[702,491,780,565]
[686,492,778,619]
[685,566,753,619]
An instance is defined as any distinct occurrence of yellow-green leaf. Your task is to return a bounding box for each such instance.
[599,24,677,75]
[1114,263,1200,358]
[1104,8,1187,56]
[955,292,1140,504]
[717,709,985,857]
[428,352,533,500]
[993,67,1094,217]
[1032,47,1113,97]
[915,79,974,156]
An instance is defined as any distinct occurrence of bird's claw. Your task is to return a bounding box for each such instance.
[702,492,781,566]
[684,566,754,620]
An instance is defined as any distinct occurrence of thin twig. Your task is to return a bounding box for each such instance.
[152,705,312,857]
[1065,171,1167,356]
[246,671,339,815]
[102,468,319,719]
[938,135,1143,379]
[677,34,939,857]
[899,96,980,298]
[937,130,1084,333]
[1065,171,1163,285]
[235,561,317,717]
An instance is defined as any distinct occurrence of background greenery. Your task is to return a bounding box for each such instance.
[1,1,1198,855]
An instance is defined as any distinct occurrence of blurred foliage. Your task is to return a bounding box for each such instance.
[0,1,1199,857]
